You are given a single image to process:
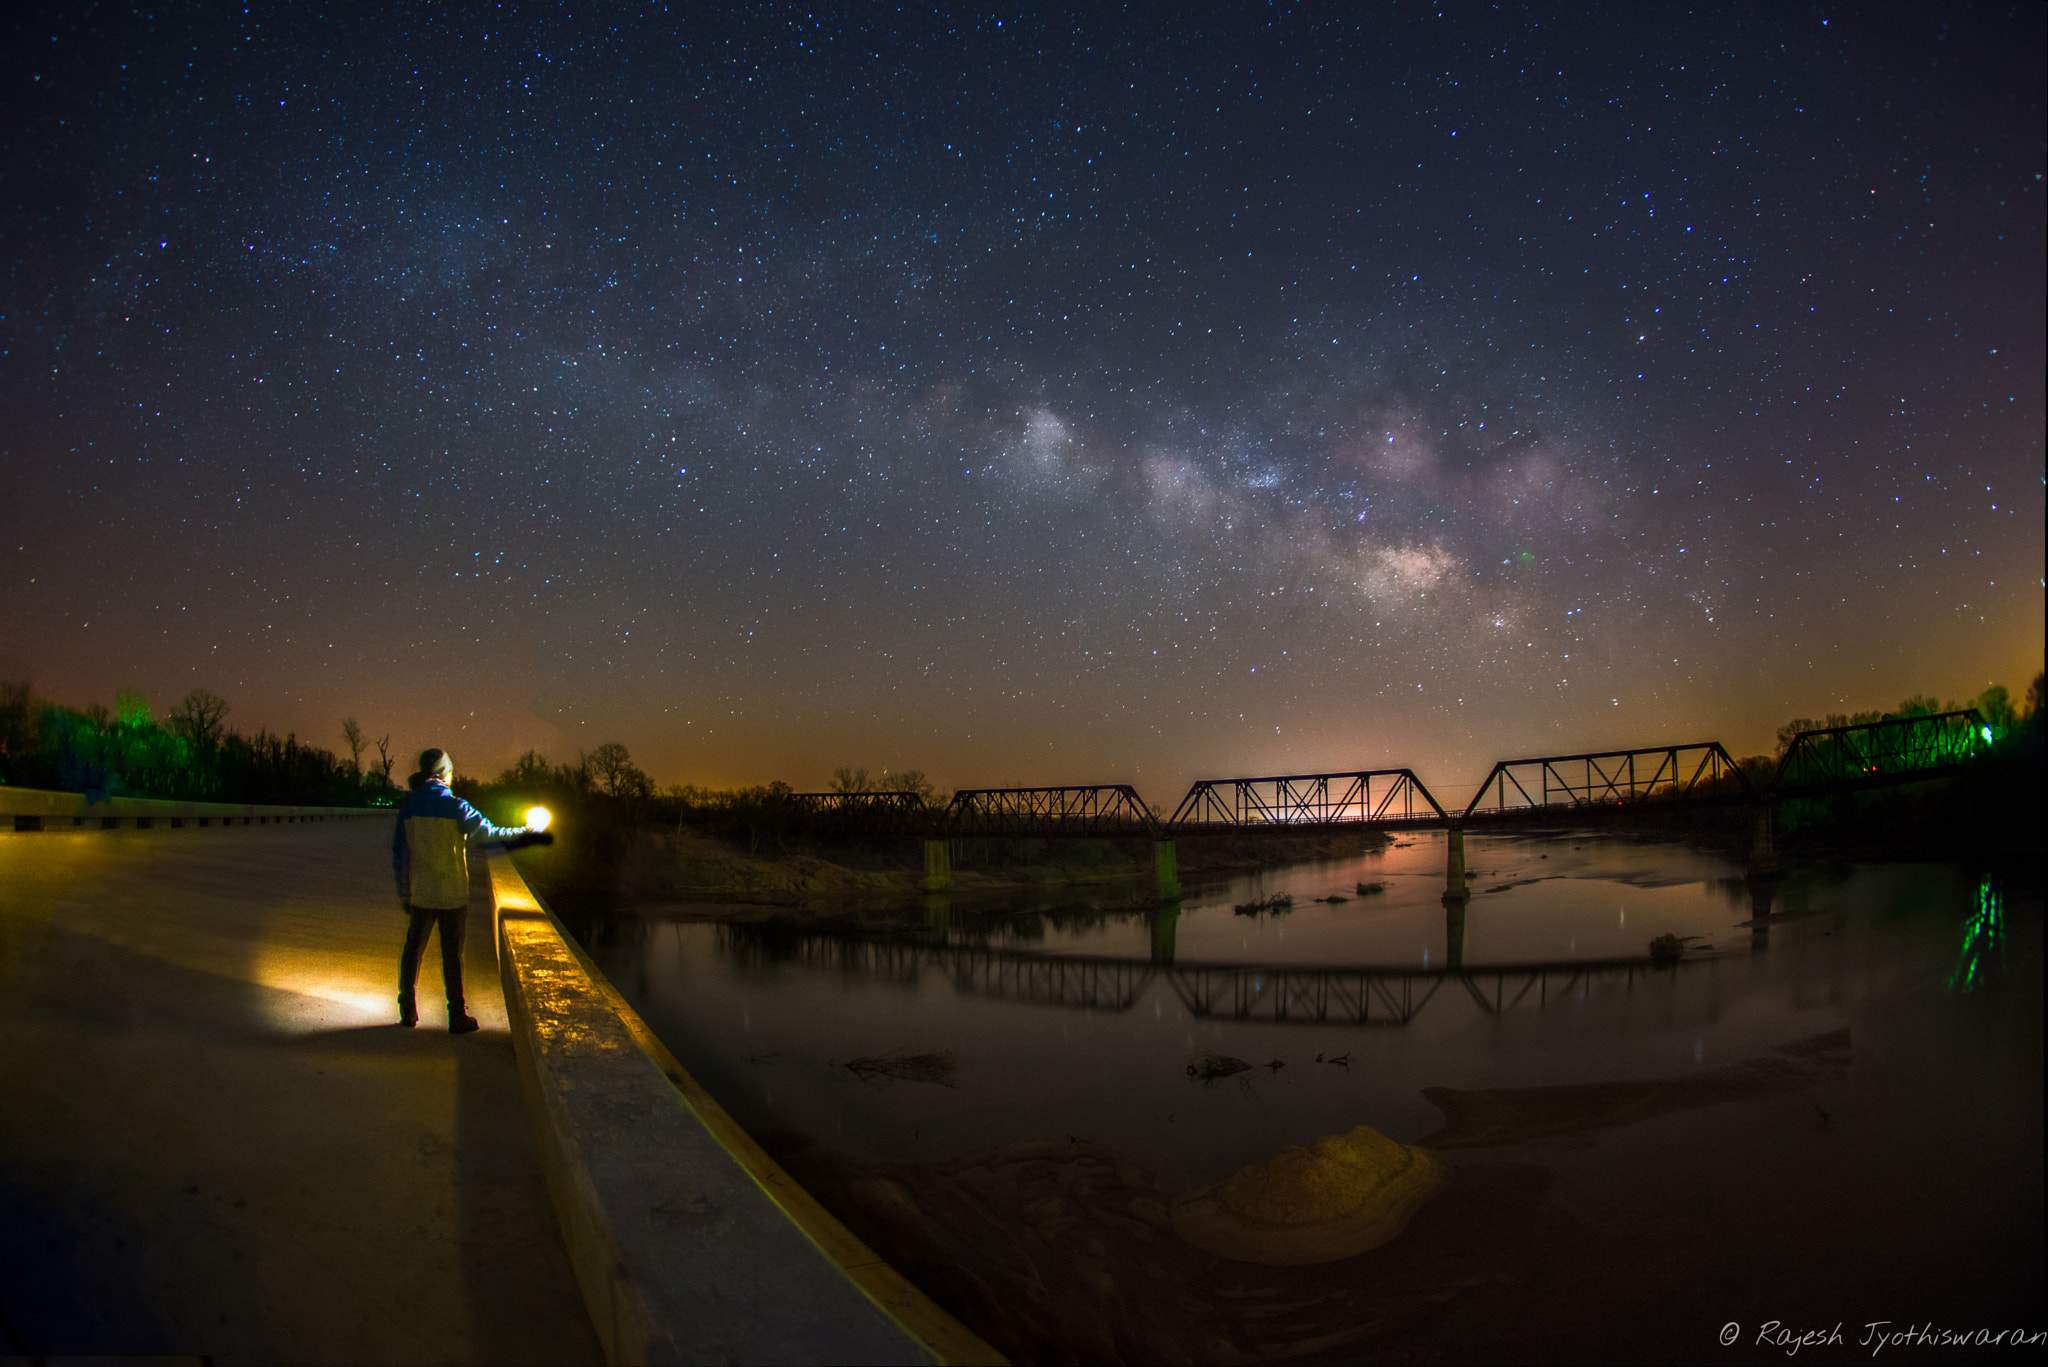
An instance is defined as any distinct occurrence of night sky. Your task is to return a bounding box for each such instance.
[4,3,2041,801]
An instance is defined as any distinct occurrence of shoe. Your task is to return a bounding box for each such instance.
[449,1014,481,1034]
[397,999,417,1028]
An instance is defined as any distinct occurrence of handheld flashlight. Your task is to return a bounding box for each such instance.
[526,805,552,833]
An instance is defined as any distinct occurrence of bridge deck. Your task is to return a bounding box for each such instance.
[0,822,602,1360]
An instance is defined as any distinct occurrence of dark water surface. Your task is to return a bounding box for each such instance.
[567,830,2042,1360]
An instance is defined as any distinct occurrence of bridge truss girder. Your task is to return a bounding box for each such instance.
[944,784,1159,838]
[1168,768,1448,830]
[1770,709,1987,796]
[1462,741,1750,820]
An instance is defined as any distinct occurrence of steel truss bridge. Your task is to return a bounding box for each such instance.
[947,785,1158,837]
[716,930,1689,1028]
[1771,710,1988,796]
[1169,768,1446,831]
[1461,742,1749,820]
[783,710,1990,840]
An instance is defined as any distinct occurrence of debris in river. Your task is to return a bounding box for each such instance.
[1419,1027,1854,1148]
[1648,933,1686,964]
[844,1049,959,1088]
[1356,881,1388,895]
[1233,892,1294,916]
[1313,894,1351,903]
[1316,1051,1352,1069]
[1171,1123,1451,1265]
[1187,1050,1254,1081]
[1266,1058,1286,1073]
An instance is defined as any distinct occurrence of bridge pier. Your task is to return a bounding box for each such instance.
[924,894,952,943]
[1442,826,1470,904]
[1746,802,1782,950]
[1445,899,1466,970]
[1154,840,1181,902]
[923,839,952,893]
[1745,869,1781,949]
[1149,904,1178,965]
[1748,802,1781,879]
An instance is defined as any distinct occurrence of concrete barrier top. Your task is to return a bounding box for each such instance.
[0,783,387,822]
[487,852,1003,1367]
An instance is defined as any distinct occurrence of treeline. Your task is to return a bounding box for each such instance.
[1717,677,2045,788]
[463,746,944,856]
[1764,674,2045,857]
[1771,681,2032,757]
[10,672,2037,838]
[0,682,394,807]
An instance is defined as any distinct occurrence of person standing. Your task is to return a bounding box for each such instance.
[391,747,535,1031]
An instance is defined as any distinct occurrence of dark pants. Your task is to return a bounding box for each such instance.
[399,903,468,1016]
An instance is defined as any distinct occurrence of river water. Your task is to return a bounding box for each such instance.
[564,829,2041,1361]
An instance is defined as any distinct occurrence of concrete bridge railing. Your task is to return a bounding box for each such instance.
[0,783,387,831]
[486,851,1002,1366]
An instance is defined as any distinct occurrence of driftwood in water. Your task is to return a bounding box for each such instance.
[1186,1049,1254,1082]
[843,1049,959,1088]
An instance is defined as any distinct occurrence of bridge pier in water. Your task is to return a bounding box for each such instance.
[1444,898,1466,970]
[1149,904,1178,965]
[1442,825,1470,905]
[924,894,951,943]
[1748,802,1782,878]
[1154,840,1181,902]
[923,839,952,892]
[1745,802,1782,948]
[1747,878,1777,948]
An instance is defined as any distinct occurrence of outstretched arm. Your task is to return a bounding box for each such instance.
[454,798,530,847]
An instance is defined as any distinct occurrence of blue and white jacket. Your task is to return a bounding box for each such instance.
[392,778,527,911]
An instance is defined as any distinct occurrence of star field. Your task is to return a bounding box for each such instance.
[3,3,2041,797]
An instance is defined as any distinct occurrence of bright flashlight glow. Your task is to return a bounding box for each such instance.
[526,806,552,832]
[1980,727,1994,744]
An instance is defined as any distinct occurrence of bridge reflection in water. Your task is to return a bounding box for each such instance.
[714,913,1690,1030]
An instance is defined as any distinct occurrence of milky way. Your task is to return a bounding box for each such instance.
[3,4,2040,797]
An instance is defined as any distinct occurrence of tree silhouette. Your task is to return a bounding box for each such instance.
[497,749,555,788]
[0,681,37,781]
[167,689,230,748]
[373,733,395,785]
[588,742,634,797]
[880,768,939,805]
[340,717,366,773]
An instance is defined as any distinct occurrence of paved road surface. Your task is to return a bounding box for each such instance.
[0,821,602,1361]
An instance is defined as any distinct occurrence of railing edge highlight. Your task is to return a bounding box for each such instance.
[485,851,1004,1367]
[0,783,387,828]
